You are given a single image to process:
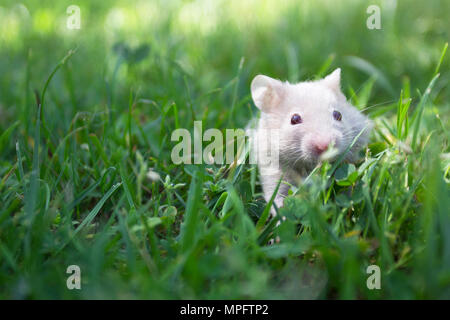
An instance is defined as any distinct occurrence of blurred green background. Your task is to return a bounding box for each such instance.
[1,0,449,130]
[0,0,449,299]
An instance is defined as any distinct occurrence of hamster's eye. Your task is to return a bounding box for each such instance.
[291,113,303,125]
[333,110,342,121]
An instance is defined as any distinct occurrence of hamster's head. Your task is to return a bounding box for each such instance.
[251,69,372,168]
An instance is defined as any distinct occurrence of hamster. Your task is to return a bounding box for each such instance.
[249,68,372,215]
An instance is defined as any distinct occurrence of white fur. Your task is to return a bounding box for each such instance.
[250,68,372,214]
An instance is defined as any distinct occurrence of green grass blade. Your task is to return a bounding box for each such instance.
[72,182,122,238]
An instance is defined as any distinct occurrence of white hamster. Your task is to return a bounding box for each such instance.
[249,68,372,214]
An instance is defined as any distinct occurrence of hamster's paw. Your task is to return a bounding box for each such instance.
[267,215,286,245]
[267,236,281,246]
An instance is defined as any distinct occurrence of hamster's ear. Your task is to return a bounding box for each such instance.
[251,75,284,112]
[322,68,341,93]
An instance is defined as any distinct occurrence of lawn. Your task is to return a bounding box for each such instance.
[0,0,449,299]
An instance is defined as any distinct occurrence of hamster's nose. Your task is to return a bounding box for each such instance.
[312,140,330,154]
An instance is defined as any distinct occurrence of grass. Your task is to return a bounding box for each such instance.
[0,0,449,299]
